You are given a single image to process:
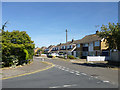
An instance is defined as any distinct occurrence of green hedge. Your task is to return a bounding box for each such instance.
[2,30,35,67]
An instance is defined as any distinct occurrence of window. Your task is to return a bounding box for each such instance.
[77,44,80,48]
[64,46,66,49]
[83,43,88,47]
[95,41,100,46]
[89,43,93,46]
[70,45,73,48]
[82,51,88,56]
[67,45,69,49]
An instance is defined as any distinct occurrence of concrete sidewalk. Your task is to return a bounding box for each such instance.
[2,59,52,78]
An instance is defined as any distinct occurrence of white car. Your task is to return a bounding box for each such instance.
[51,53,59,57]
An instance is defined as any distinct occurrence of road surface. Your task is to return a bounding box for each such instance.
[2,57,118,88]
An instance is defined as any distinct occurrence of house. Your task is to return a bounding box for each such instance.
[41,46,47,51]
[75,32,109,58]
[50,39,77,57]
[34,47,41,54]
[44,45,55,54]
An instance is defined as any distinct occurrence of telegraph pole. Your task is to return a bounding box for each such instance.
[66,29,68,43]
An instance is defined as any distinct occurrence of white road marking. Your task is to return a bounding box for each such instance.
[103,81,110,83]
[70,71,74,73]
[81,73,87,75]
[63,84,77,87]
[49,86,61,88]
[49,84,77,88]
[97,81,101,83]
[75,71,79,73]
[76,73,80,76]
[95,77,98,79]
[65,69,69,71]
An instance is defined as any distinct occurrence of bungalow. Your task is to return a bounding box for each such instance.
[44,45,55,54]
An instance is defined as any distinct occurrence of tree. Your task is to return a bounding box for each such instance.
[98,22,120,51]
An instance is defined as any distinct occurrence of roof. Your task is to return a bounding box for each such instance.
[74,34,102,44]
[47,45,55,49]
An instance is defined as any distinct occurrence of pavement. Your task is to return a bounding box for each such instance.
[2,57,52,79]
[2,56,119,88]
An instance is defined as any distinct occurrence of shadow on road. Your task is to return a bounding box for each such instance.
[72,62,120,69]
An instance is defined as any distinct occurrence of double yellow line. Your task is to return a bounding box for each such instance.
[2,61,55,80]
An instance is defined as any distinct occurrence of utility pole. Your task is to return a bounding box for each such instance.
[66,29,68,43]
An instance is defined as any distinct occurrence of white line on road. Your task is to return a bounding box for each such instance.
[70,71,74,73]
[75,71,79,73]
[81,73,87,75]
[49,84,77,88]
[65,69,69,71]
[76,73,80,76]
[49,86,61,88]
[103,81,110,83]
[63,84,77,87]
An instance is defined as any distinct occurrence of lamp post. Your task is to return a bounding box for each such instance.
[66,29,68,43]
[65,29,68,59]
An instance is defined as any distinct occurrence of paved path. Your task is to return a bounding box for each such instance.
[2,58,51,78]
[2,57,118,88]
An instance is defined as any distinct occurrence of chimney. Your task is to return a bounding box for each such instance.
[72,39,74,42]
[96,30,99,34]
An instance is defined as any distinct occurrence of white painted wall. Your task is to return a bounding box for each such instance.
[87,56,110,61]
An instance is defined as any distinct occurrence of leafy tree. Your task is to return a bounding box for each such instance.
[98,22,120,51]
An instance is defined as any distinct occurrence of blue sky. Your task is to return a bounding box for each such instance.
[2,2,118,47]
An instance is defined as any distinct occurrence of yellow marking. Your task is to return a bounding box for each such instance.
[2,61,54,80]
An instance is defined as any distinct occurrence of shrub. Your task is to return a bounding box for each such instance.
[2,30,35,67]
[2,55,19,67]
[67,55,76,59]
[23,49,29,60]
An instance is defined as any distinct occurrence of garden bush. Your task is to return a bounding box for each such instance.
[2,30,35,67]
[67,55,76,59]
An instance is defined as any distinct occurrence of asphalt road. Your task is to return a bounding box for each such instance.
[2,57,118,88]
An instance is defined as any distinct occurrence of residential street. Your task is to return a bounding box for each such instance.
[2,57,118,88]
